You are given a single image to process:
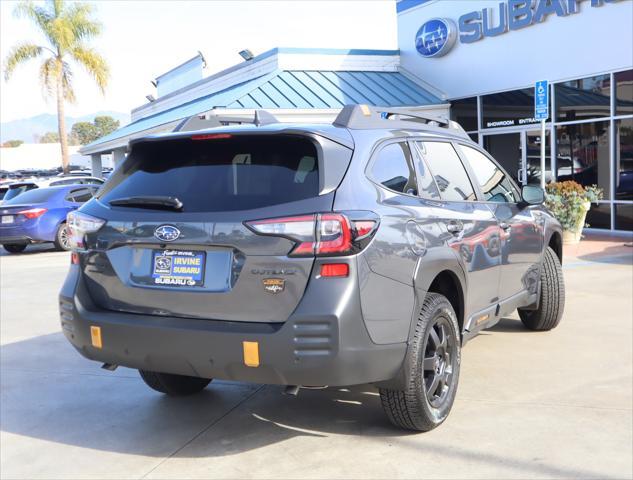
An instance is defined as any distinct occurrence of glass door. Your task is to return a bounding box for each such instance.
[483,132,523,184]
[525,129,552,185]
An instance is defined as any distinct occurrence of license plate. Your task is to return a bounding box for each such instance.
[151,250,205,287]
[1,215,14,224]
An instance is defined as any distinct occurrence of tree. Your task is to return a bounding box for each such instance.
[70,115,119,145]
[39,131,60,143]
[2,140,24,148]
[70,121,97,145]
[3,0,109,173]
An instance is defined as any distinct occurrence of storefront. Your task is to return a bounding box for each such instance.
[398,0,633,231]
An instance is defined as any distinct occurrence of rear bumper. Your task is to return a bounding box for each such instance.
[59,264,407,387]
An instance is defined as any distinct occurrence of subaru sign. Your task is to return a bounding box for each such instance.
[534,80,549,120]
[416,0,617,57]
[415,18,457,57]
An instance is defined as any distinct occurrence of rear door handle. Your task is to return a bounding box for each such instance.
[446,221,463,234]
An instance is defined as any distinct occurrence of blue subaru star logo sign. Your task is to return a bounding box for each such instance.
[415,18,457,58]
[154,225,180,242]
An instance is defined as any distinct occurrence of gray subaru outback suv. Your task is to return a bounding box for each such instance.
[60,105,565,431]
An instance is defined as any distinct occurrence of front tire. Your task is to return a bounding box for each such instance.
[519,246,565,331]
[379,293,461,432]
[139,370,212,396]
[2,244,27,254]
[53,223,71,251]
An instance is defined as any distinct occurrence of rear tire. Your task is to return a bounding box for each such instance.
[139,370,212,396]
[519,246,565,331]
[379,293,461,432]
[2,244,27,254]
[53,223,71,251]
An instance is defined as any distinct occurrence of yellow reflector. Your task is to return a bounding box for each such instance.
[243,341,260,367]
[475,314,490,326]
[359,104,371,116]
[90,326,102,349]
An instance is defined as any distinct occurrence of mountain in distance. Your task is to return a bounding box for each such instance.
[0,111,131,143]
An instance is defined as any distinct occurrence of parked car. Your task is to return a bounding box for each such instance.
[2,176,104,204]
[59,106,564,432]
[0,184,99,253]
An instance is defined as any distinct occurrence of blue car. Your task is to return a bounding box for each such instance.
[0,184,99,253]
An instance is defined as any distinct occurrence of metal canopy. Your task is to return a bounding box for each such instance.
[81,70,443,155]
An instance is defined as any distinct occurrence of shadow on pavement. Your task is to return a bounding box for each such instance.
[576,244,633,265]
[0,243,58,257]
[0,332,611,478]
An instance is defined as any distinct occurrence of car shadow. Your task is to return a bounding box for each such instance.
[0,243,58,256]
[0,332,609,478]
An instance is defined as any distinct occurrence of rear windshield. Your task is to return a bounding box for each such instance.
[4,187,59,205]
[98,135,320,212]
[3,184,38,202]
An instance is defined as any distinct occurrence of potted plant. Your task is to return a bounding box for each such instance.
[544,181,603,245]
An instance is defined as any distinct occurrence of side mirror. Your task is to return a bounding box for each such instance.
[521,184,545,205]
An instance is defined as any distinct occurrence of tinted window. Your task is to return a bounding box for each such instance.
[555,74,610,122]
[482,88,542,129]
[4,187,59,205]
[450,97,478,131]
[615,70,633,117]
[3,184,37,202]
[98,136,319,212]
[66,188,95,203]
[370,142,417,195]
[459,145,519,203]
[418,142,476,201]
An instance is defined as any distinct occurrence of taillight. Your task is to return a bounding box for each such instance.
[246,212,378,257]
[191,133,232,140]
[67,211,105,249]
[19,208,47,219]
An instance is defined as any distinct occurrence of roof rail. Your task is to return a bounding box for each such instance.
[332,104,468,138]
[175,109,279,132]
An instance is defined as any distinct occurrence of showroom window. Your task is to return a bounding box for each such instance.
[481,88,542,129]
[555,74,610,122]
[615,70,633,117]
[450,97,478,132]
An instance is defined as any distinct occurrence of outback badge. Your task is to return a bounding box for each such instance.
[262,278,285,294]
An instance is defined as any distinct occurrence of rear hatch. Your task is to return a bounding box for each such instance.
[79,131,353,322]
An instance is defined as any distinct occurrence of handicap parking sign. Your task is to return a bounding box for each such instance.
[534,80,549,120]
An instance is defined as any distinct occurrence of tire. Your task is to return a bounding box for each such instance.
[53,223,71,251]
[518,246,565,331]
[138,370,212,396]
[379,293,461,432]
[2,244,27,254]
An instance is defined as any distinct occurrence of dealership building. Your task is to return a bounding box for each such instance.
[83,0,633,232]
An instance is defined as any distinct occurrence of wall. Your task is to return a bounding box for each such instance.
[398,0,633,99]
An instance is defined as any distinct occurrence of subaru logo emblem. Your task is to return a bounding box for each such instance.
[154,225,180,242]
[415,18,457,58]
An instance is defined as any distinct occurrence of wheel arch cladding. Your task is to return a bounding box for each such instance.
[426,270,465,335]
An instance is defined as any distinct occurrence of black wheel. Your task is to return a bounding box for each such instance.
[53,223,71,251]
[519,246,565,331]
[138,370,212,396]
[379,293,461,432]
[2,244,27,254]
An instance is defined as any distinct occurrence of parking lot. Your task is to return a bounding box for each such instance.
[1,241,632,479]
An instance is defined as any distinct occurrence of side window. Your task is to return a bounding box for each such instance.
[411,143,441,200]
[459,145,520,203]
[66,188,94,203]
[370,142,417,195]
[417,141,476,201]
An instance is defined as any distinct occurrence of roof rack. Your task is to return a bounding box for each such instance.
[175,109,279,132]
[332,104,468,138]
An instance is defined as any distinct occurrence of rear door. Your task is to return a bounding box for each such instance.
[80,133,352,322]
[414,140,502,321]
[456,144,543,302]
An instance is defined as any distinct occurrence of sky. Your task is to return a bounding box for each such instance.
[0,0,397,123]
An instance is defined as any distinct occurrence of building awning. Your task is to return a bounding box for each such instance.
[81,69,443,155]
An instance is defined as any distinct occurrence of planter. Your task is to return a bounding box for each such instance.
[562,201,591,245]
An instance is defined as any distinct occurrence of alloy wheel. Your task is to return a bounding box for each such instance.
[422,316,457,409]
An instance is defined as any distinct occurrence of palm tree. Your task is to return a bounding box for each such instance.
[4,0,109,173]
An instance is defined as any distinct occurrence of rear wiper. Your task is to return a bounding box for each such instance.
[108,196,183,211]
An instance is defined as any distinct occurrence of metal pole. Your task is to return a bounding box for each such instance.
[540,119,546,188]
